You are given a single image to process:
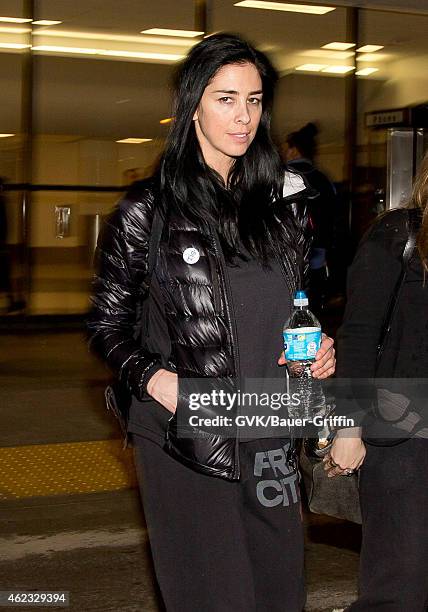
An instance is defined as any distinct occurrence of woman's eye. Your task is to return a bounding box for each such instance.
[219,96,232,103]
[248,97,262,105]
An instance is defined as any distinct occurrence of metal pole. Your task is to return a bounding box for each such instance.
[343,6,358,236]
[20,0,34,314]
[194,0,208,36]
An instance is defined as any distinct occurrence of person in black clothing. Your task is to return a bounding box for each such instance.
[88,34,336,611]
[284,123,337,318]
[326,153,428,611]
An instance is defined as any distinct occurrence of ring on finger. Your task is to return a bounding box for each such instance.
[344,468,355,477]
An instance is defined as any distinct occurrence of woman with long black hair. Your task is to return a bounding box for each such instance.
[88,33,335,611]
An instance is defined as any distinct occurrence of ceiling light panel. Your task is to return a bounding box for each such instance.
[141,28,203,38]
[356,45,384,53]
[116,138,153,144]
[0,133,15,137]
[0,42,30,49]
[322,42,355,50]
[98,49,183,60]
[322,65,355,74]
[159,117,173,124]
[357,53,388,62]
[0,26,31,33]
[295,64,327,71]
[32,20,63,26]
[301,49,355,60]
[0,17,32,23]
[31,45,184,62]
[32,45,98,55]
[234,1,335,15]
[31,29,194,47]
[356,67,379,76]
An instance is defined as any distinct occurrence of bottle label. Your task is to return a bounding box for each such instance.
[293,298,308,307]
[283,326,322,361]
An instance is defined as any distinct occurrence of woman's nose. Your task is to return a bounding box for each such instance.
[234,100,251,124]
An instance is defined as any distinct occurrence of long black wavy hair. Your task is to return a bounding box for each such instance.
[160,33,289,263]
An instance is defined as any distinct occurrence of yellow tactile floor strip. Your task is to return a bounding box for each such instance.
[0,440,138,500]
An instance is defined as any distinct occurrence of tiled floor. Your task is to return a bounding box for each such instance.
[0,440,137,500]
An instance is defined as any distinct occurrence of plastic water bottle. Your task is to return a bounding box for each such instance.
[283,290,324,418]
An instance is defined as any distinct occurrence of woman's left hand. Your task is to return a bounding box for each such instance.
[323,435,366,478]
[277,333,335,379]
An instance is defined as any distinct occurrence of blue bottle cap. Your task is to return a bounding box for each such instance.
[293,290,309,307]
[295,290,307,300]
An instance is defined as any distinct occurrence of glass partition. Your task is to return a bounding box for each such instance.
[355,7,428,234]
[29,188,121,314]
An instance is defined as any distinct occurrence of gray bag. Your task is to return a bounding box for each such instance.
[300,448,362,524]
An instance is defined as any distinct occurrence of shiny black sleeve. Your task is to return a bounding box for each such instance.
[87,187,162,400]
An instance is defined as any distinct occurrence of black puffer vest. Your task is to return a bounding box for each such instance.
[88,173,312,480]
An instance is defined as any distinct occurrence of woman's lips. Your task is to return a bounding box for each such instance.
[228,132,250,143]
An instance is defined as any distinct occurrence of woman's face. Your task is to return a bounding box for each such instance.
[193,62,263,181]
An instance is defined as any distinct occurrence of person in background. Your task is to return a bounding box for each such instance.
[122,167,144,185]
[0,177,22,314]
[326,153,428,611]
[88,34,335,612]
[284,123,337,319]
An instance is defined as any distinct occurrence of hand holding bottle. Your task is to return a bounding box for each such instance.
[278,290,335,379]
[278,335,335,378]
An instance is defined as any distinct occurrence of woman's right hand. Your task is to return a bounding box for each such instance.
[146,369,178,414]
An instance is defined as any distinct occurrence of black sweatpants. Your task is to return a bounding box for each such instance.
[133,437,305,612]
[348,439,428,612]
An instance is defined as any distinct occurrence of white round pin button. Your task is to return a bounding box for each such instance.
[183,247,200,264]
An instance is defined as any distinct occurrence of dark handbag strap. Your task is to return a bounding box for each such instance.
[375,208,419,369]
